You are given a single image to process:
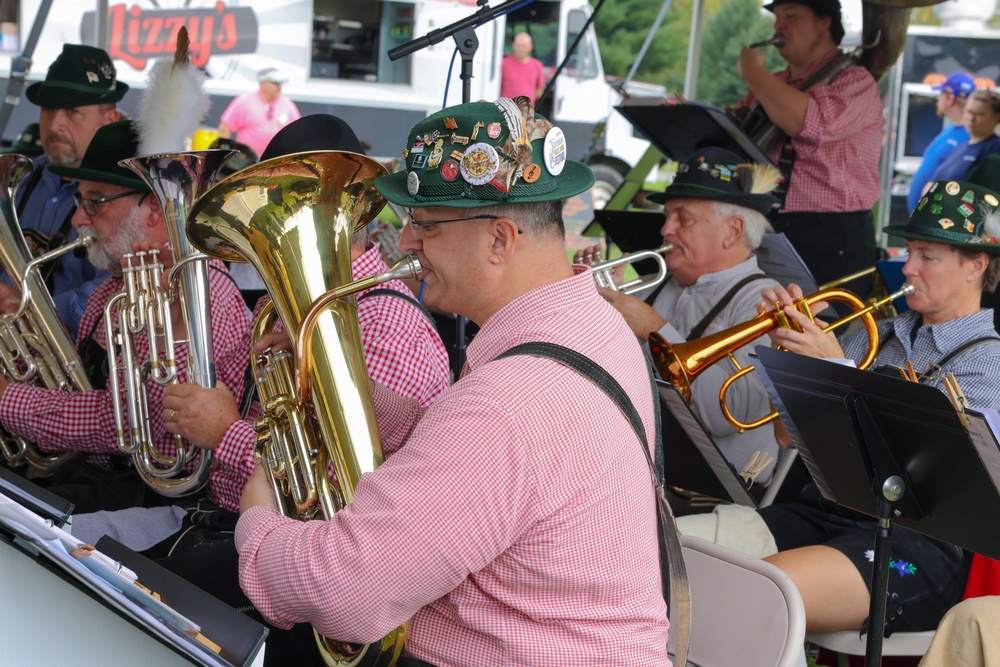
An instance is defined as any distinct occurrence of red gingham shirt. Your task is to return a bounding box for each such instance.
[235,267,670,667]
[0,261,251,508]
[739,48,883,213]
[212,245,450,509]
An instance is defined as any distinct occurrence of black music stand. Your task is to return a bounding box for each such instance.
[657,381,761,507]
[753,346,1000,667]
[0,465,73,527]
[616,99,774,165]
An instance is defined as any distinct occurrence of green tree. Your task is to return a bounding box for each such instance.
[697,0,785,106]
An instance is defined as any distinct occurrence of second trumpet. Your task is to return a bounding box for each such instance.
[591,244,673,295]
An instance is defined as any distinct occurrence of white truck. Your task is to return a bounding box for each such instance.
[1,0,656,199]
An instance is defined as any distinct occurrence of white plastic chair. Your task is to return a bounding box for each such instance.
[670,535,806,667]
[805,629,935,667]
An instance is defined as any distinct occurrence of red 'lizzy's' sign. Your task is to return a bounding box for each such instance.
[82,2,259,71]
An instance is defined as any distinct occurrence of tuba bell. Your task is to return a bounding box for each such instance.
[105,149,234,496]
[0,154,95,472]
[186,150,408,667]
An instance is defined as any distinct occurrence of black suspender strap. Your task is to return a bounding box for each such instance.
[356,287,436,328]
[493,341,689,667]
[686,273,768,341]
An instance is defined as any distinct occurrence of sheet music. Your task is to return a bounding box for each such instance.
[965,409,1000,497]
[0,489,232,667]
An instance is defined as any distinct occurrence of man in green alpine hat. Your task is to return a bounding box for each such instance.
[235,98,672,667]
[741,179,1000,639]
[3,44,128,340]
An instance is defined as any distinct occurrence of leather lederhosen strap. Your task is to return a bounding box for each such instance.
[686,273,768,342]
[493,341,689,666]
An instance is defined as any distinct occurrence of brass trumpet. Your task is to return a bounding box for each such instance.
[589,244,672,295]
[649,283,914,432]
[748,35,786,49]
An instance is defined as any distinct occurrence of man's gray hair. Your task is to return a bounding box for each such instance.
[712,201,774,251]
[477,200,565,238]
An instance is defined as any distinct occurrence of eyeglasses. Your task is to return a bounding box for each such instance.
[73,190,146,217]
[406,210,521,234]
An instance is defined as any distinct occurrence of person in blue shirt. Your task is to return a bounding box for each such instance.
[906,71,975,213]
[1,45,127,339]
[929,89,1000,189]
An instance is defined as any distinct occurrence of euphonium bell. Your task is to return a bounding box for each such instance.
[649,283,914,432]
[186,150,405,667]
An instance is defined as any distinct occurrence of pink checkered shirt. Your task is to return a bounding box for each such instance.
[739,47,883,213]
[236,267,670,667]
[212,245,450,507]
[0,261,251,510]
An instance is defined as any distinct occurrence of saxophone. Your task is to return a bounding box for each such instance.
[0,154,94,472]
[187,150,414,667]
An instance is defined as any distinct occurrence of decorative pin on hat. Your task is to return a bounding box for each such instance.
[26,44,128,109]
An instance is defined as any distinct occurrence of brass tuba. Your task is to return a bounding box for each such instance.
[0,154,95,472]
[650,283,913,432]
[104,150,233,496]
[186,150,411,667]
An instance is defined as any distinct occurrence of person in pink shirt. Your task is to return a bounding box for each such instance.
[217,67,302,157]
[500,32,546,104]
[236,98,671,667]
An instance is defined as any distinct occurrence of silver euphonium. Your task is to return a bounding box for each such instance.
[0,154,95,472]
[106,149,234,497]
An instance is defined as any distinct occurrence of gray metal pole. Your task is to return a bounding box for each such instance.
[624,0,675,88]
[683,0,708,100]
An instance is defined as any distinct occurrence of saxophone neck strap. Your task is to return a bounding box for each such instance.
[492,341,689,667]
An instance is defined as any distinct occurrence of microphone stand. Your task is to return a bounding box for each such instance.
[389,0,535,378]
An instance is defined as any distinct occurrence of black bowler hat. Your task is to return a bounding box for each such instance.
[26,44,128,109]
[260,114,366,161]
[48,120,150,192]
[763,0,845,45]
[647,147,780,215]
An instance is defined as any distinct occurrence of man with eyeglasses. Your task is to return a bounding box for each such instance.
[236,99,671,667]
[216,67,301,158]
[0,120,250,515]
[1,45,126,339]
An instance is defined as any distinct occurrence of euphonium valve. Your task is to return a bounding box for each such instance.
[649,283,913,432]
[186,150,404,667]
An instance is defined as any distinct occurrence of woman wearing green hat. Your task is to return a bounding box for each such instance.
[751,180,1000,637]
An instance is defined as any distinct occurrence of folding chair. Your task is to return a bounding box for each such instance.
[805,630,935,667]
[671,535,806,667]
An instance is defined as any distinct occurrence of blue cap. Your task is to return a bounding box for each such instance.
[933,72,976,100]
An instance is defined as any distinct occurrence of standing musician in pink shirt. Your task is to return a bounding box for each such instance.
[734,0,883,299]
[500,32,546,104]
[217,67,302,158]
[236,98,671,667]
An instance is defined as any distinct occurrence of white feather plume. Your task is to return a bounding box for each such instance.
[135,44,210,155]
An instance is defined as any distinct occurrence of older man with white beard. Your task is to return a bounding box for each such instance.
[0,120,250,515]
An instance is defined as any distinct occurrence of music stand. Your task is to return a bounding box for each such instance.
[616,99,774,165]
[0,465,73,527]
[753,346,1000,667]
[657,381,760,507]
